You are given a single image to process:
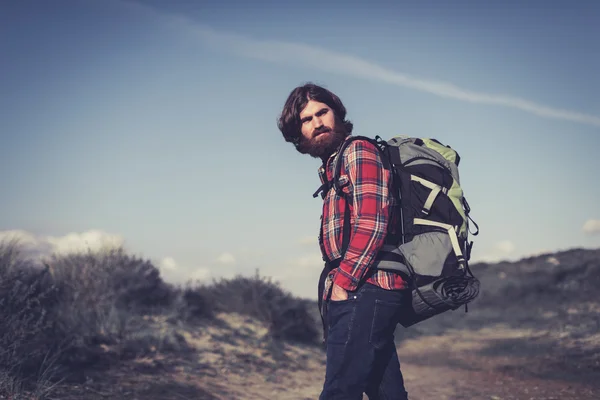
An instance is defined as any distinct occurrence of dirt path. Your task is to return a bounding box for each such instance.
[186,321,600,400]
[51,315,600,400]
[188,337,600,400]
[199,343,599,400]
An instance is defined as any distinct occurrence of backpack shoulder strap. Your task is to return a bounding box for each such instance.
[332,135,389,196]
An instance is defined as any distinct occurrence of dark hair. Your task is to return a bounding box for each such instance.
[277,83,353,147]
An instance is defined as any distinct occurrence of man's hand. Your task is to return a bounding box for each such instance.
[330,283,349,301]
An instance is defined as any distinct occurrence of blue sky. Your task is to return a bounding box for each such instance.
[2,0,599,299]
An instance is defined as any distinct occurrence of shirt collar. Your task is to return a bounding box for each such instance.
[317,135,354,183]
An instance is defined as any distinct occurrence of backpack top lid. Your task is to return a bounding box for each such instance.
[388,135,460,165]
[384,136,462,187]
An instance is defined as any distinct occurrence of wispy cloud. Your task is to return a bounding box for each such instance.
[122,0,600,128]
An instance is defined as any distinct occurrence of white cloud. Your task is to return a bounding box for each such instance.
[0,229,124,258]
[494,240,515,254]
[0,229,39,246]
[45,230,124,255]
[160,256,178,271]
[583,219,600,235]
[472,240,517,263]
[216,252,236,265]
[155,256,214,284]
[156,256,183,283]
[122,0,600,128]
[191,267,211,281]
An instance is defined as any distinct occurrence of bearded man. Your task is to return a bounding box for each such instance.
[277,83,411,400]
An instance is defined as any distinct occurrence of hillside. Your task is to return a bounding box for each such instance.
[1,242,598,399]
[392,247,600,398]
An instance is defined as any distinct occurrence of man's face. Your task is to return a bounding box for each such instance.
[297,100,348,159]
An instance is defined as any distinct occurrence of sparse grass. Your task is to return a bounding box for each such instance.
[0,240,320,399]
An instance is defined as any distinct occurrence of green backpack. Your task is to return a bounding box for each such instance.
[327,135,481,326]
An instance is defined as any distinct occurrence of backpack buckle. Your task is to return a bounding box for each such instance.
[313,181,331,199]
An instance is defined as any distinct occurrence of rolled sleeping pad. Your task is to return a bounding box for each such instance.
[398,274,480,328]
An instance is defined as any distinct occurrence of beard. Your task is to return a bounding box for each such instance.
[296,125,349,160]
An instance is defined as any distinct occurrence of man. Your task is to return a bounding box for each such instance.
[277,83,411,400]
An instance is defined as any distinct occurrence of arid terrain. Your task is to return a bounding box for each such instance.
[39,248,600,400]
[1,245,599,399]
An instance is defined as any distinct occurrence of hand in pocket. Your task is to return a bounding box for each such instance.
[330,283,349,301]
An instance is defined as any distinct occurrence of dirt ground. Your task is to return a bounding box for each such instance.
[47,313,600,400]
[46,249,600,399]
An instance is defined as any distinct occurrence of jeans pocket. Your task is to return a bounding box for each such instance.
[369,299,402,349]
[327,296,358,345]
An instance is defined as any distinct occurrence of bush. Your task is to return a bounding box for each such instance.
[42,248,181,365]
[0,240,62,396]
[176,283,216,322]
[46,247,176,315]
[0,240,321,398]
[194,270,320,344]
[0,241,183,396]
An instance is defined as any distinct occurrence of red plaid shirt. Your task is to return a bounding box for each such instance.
[319,136,409,298]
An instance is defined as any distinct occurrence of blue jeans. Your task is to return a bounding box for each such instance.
[319,282,410,400]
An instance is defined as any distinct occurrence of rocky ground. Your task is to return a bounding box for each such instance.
[44,248,600,399]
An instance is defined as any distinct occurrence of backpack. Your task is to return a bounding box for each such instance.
[318,134,481,327]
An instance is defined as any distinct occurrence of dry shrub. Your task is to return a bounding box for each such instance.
[0,240,62,398]
[187,270,319,344]
[0,240,320,399]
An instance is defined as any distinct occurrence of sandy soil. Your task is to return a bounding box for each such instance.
[47,313,600,400]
